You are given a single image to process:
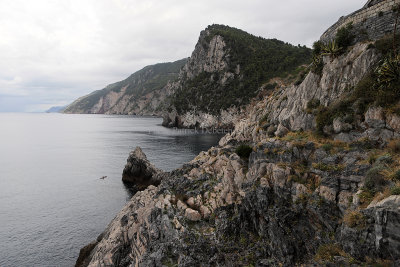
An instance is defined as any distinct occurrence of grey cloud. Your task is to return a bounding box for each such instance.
[0,0,366,112]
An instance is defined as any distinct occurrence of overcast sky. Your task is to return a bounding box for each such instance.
[0,0,366,112]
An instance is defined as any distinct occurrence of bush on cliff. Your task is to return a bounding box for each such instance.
[235,144,253,159]
[335,23,354,51]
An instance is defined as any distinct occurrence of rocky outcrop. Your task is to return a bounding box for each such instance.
[162,107,241,129]
[78,134,400,266]
[122,147,163,190]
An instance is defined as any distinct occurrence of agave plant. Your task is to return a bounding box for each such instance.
[322,40,342,58]
[376,54,400,87]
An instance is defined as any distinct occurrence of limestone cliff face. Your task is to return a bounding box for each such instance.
[63,59,186,115]
[162,30,239,129]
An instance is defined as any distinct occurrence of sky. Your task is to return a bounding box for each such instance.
[0,0,366,112]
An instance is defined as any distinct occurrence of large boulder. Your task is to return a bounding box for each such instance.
[122,147,162,190]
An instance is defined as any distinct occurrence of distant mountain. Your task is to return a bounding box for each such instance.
[46,106,66,113]
[63,58,187,115]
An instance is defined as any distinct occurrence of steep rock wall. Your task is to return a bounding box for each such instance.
[321,0,400,43]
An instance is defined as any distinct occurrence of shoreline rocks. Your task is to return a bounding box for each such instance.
[122,147,163,190]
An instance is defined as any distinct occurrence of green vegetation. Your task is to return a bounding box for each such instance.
[311,23,353,75]
[391,186,400,195]
[311,41,324,75]
[64,59,187,113]
[322,40,342,58]
[376,55,400,88]
[235,144,253,159]
[335,23,354,51]
[364,165,386,191]
[315,54,400,135]
[172,24,312,114]
[393,169,400,181]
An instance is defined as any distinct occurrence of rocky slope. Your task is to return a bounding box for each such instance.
[63,59,187,115]
[76,1,400,266]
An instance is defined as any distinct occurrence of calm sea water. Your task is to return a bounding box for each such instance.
[0,113,222,267]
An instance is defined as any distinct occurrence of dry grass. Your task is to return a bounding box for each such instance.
[342,210,366,228]
[314,243,347,263]
[387,138,400,153]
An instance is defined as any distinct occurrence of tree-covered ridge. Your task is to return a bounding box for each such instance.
[172,24,312,114]
[64,58,187,113]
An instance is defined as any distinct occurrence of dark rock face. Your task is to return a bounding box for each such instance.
[75,241,98,267]
[122,147,162,190]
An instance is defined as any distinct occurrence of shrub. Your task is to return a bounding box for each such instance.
[391,186,400,195]
[335,23,354,50]
[364,165,386,191]
[235,144,253,159]
[393,169,400,181]
[306,99,321,113]
[343,210,366,228]
[311,55,324,75]
[312,41,323,56]
[359,188,375,207]
[321,143,333,152]
[315,98,353,135]
[375,153,393,165]
[315,244,346,262]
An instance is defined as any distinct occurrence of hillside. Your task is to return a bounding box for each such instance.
[163,24,312,129]
[76,1,400,266]
[63,58,187,115]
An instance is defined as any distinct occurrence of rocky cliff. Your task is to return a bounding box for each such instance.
[63,59,187,115]
[162,25,312,129]
[76,1,400,266]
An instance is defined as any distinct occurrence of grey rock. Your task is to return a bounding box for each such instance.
[274,124,289,137]
[122,147,162,190]
[333,118,352,133]
[365,106,385,129]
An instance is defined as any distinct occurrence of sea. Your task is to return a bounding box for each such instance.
[0,113,222,267]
